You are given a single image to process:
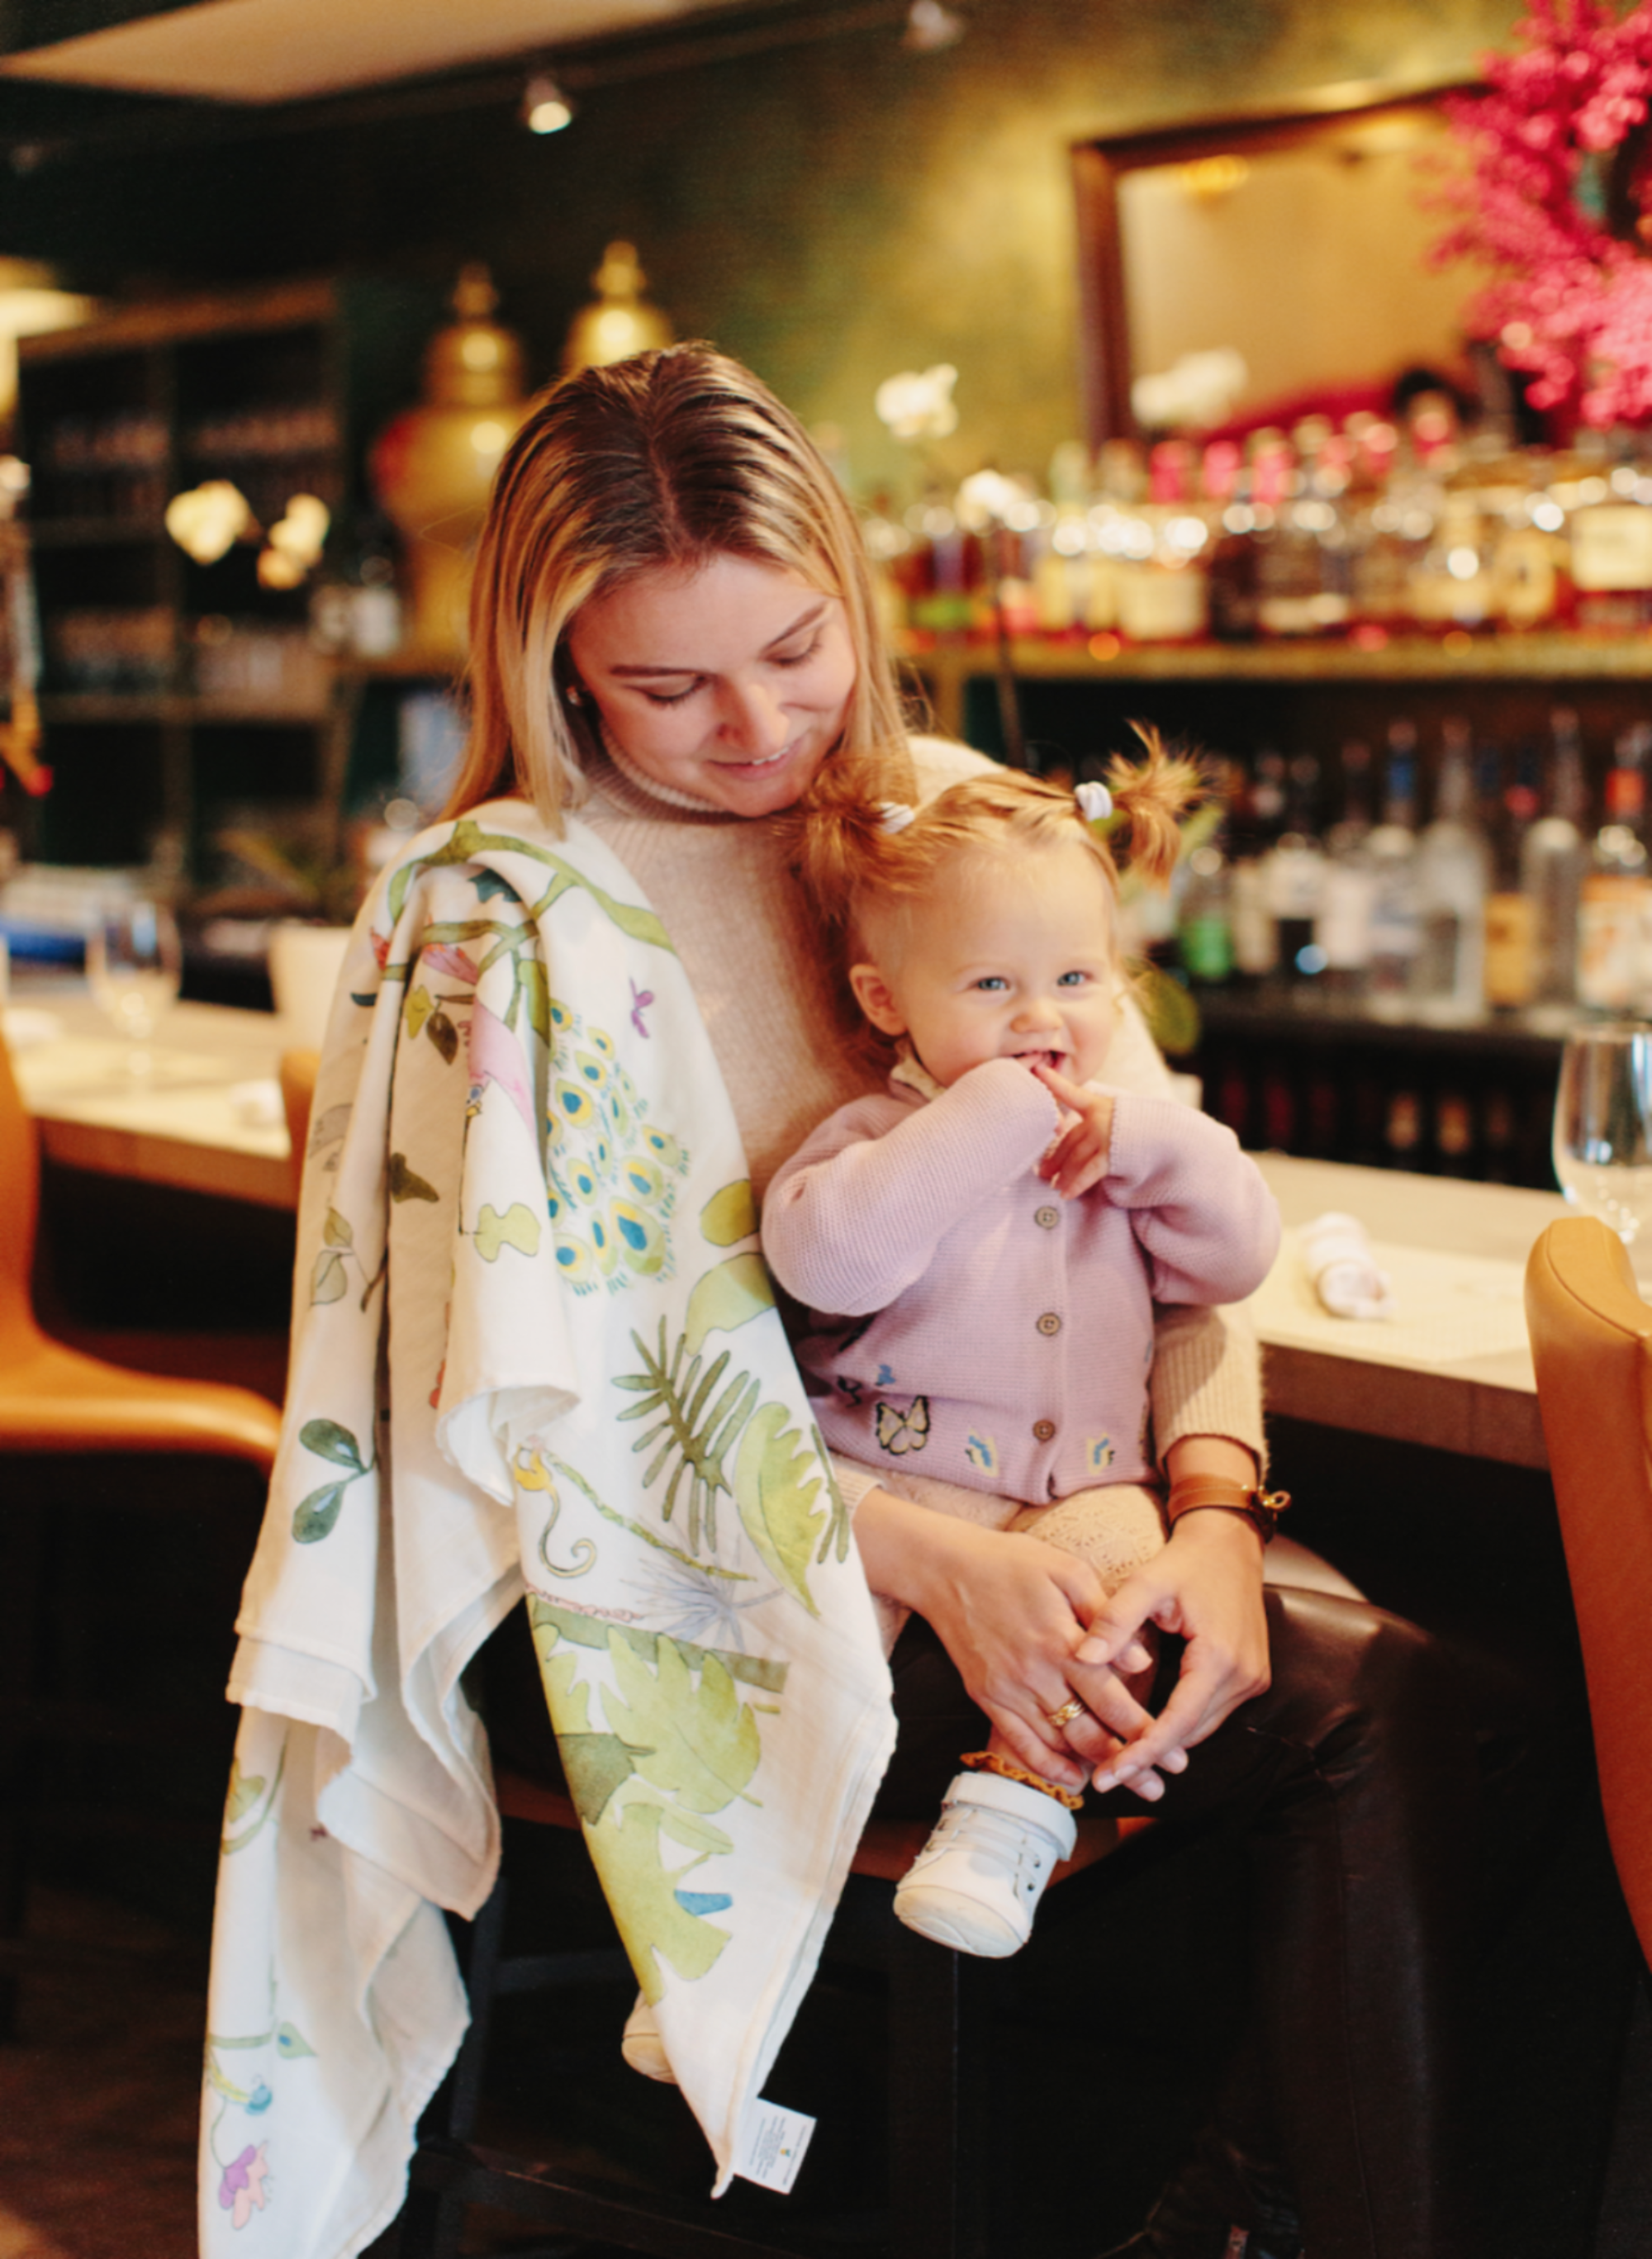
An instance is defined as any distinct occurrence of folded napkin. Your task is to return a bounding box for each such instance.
[1,1005,63,1051]
[226,1076,283,1127]
[1298,1211,1396,1322]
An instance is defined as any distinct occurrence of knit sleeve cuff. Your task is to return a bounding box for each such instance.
[1151,1301,1269,1474]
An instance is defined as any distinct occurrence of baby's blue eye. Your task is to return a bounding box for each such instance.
[975,976,1007,992]
[1058,971,1089,987]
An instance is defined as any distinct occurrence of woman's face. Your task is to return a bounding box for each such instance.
[566,553,857,817]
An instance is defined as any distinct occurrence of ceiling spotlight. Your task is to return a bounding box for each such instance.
[903,0,964,51]
[522,72,574,134]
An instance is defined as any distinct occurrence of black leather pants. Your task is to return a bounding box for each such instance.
[876,1585,1513,2259]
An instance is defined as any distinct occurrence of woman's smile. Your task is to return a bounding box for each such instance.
[567,553,857,815]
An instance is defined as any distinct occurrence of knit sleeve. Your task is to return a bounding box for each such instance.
[1103,1092,1281,1305]
[762,1060,1060,1316]
[1151,1302,1268,1469]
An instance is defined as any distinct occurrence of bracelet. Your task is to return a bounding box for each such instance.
[1165,1475,1290,1547]
[960,1749,1085,1811]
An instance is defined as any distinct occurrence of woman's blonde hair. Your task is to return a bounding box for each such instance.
[795,730,1203,1057]
[444,344,913,827]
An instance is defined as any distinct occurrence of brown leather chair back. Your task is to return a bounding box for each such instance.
[1526,1214,1652,1962]
[0,1027,44,1358]
[278,1048,320,1202]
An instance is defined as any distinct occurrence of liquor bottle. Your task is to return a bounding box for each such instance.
[1568,443,1652,634]
[1112,440,1210,643]
[1409,491,1493,632]
[1254,425,1352,638]
[1229,750,1286,982]
[1178,838,1235,986]
[1367,720,1423,1004]
[1204,440,1259,643]
[1265,753,1326,980]
[1483,739,1538,1009]
[1578,722,1652,1013]
[1316,739,1377,995]
[1414,718,1489,1014]
[1521,707,1588,1004]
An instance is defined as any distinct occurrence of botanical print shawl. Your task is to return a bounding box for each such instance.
[199,800,896,2257]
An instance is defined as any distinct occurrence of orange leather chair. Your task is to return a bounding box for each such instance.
[0,1029,284,1466]
[0,1025,282,2034]
[1525,1214,1652,1965]
[278,1046,320,1203]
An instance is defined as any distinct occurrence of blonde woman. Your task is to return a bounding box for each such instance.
[446,345,1484,2259]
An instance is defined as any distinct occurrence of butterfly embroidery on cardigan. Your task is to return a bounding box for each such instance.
[874,1394,930,1456]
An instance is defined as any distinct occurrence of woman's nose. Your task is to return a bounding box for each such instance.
[719,680,790,755]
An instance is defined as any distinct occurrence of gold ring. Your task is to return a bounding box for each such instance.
[1046,1697,1087,1732]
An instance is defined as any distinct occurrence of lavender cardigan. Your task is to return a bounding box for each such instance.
[762,1056,1280,1503]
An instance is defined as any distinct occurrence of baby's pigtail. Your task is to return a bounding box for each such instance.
[1105,723,1205,889]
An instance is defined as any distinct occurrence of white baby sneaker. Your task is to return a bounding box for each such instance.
[621,1992,678,2083]
[892,1768,1077,1958]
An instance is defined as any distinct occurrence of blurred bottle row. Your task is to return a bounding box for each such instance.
[866,402,1652,647]
[1141,707,1652,1019]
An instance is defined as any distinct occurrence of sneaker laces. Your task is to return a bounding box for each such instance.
[919,1798,1063,1882]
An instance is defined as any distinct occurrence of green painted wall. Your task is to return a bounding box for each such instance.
[0,0,1525,497]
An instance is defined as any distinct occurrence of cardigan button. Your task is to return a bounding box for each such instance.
[1036,1312,1061,1336]
[1034,1205,1059,1228]
[1032,1418,1056,1442]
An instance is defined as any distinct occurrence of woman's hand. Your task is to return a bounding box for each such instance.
[1073,1440,1271,1799]
[1030,1063,1114,1199]
[852,1488,1155,1789]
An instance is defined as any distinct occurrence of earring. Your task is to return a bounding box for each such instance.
[563,682,583,707]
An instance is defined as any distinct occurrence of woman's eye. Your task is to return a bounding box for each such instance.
[772,633,824,670]
[641,681,700,707]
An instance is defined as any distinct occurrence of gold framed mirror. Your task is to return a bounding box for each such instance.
[1072,80,1488,445]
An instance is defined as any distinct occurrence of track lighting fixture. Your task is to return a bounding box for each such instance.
[904,1,964,52]
[522,72,574,134]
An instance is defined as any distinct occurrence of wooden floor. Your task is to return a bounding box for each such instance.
[3,1890,206,2259]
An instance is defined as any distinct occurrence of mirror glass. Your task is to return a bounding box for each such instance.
[1078,90,1498,439]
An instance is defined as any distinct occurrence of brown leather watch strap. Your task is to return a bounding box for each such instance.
[1165,1475,1290,1546]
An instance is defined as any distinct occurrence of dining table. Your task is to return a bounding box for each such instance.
[7,976,298,1211]
[6,976,1574,1467]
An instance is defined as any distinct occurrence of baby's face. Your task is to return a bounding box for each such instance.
[852,840,1119,1090]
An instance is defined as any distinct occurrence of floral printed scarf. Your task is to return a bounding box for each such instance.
[199,800,895,2257]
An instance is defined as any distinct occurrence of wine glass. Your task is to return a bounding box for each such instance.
[85,896,182,1075]
[1552,1023,1652,1271]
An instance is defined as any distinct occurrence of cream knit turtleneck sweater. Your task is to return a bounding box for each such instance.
[575,736,1265,1463]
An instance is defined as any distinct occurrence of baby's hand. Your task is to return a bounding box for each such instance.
[1032,1063,1113,1198]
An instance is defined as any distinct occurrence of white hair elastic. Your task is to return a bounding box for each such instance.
[878,801,917,834]
[1075,780,1113,823]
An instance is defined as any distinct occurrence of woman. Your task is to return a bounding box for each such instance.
[448,344,1486,2259]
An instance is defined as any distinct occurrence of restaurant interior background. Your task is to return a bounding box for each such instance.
[7,4,1652,2259]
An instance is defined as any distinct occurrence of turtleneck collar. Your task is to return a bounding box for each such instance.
[596,721,729,816]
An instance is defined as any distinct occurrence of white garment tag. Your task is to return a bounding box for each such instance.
[733,2098,817,2193]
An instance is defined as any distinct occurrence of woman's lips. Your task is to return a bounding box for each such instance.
[716,739,799,774]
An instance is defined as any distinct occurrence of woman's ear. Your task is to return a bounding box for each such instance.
[849,962,906,1037]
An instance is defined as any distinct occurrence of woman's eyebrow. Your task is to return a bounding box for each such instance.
[605,600,828,678]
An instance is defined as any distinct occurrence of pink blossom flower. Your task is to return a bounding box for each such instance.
[218,2142,271,2229]
[1439,0,1652,425]
[420,943,478,983]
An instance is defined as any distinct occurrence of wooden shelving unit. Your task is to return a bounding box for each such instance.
[908,630,1652,739]
[15,275,439,879]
